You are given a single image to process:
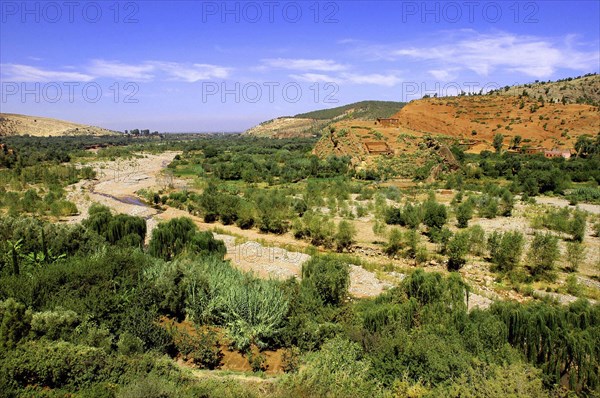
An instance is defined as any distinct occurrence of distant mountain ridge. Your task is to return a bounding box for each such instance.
[0,113,119,137]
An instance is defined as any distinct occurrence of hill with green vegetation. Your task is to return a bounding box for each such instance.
[244,101,406,138]
[490,73,600,106]
[294,100,406,120]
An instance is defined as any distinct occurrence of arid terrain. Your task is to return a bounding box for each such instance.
[0,113,118,137]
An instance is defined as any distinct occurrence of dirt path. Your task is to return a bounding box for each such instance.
[534,196,600,215]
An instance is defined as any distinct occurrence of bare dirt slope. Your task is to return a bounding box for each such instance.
[313,75,600,161]
[0,113,119,136]
[391,96,599,150]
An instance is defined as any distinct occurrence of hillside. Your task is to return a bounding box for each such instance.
[244,100,406,138]
[294,100,406,120]
[0,113,119,137]
[390,95,599,151]
[314,75,600,165]
[490,73,600,106]
[243,117,325,138]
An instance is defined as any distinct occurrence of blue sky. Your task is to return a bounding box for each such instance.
[1,1,599,132]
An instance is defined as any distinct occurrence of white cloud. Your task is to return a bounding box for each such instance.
[1,60,233,83]
[429,68,459,81]
[151,62,231,82]
[262,58,347,72]
[342,72,402,86]
[363,30,599,79]
[289,73,340,83]
[0,64,95,82]
[290,71,401,86]
[87,59,156,80]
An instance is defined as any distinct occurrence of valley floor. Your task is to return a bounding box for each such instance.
[64,151,600,308]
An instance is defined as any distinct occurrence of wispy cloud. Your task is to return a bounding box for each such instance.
[1,60,233,83]
[289,73,341,83]
[0,64,95,82]
[151,62,231,82]
[262,58,347,72]
[290,71,401,86]
[428,68,460,81]
[87,59,156,81]
[359,30,599,79]
[343,73,402,86]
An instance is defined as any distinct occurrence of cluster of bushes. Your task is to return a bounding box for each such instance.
[1,216,598,396]
[533,206,588,242]
[169,136,350,184]
[292,212,357,251]
[473,151,600,197]
[0,186,79,217]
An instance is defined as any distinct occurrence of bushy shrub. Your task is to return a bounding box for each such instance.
[423,200,447,231]
[0,298,31,349]
[402,203,423,229]
[301,255,349,307]
[83,204,146,248]
[30,308,80,341]
[148,217,225,261]
[447,231,470,271]
[385,228,403,257]
[468,225,486,256]
[456,200,474,228]
[569,209,587,242]
[280,337,385,398]
[527,232,560,280]
[335,220,357,252]
[565,241,586,272]
[488,231,524,272]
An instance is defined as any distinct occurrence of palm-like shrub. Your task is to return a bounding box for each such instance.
[150,257,288,351]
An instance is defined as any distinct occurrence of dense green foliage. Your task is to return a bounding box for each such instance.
[294,100,405,120]
[1,133,600,397]
[148,217,225,261]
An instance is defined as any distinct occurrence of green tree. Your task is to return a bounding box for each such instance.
[488,231,524,273]
[500,189,514,217]
[423,200,447,231]
[493,133,504,153]
[301,255,349,306]
[335,220,357,252]
[527,232,560,280]
[569,209,587,242]
[565,241,586,272]
[456,200,473,228]
[385,228,403,257]
[402,202,422,229]
[447,231,470,271]
[511,135,523,149]
[198,180,220,222]
[148,217,225,261]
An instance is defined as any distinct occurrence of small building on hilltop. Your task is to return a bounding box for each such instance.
[376,118,400,127]
[522,146,545,155]
[544,149,571,159]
